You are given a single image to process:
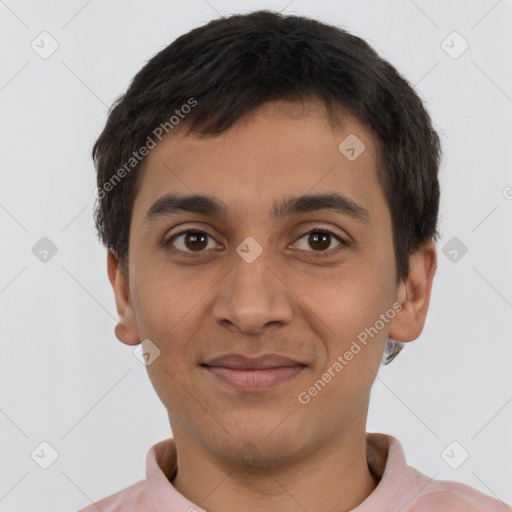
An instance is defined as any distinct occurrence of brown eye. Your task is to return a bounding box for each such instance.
[167,231,215,253]
[308,232,331,251]
[165,227,348,258]
[185,232,208,251]
[294,228,347,255]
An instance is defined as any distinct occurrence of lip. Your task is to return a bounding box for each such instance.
[203,353,303,370]
[201,353,306,391]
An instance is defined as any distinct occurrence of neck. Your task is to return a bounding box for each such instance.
[170,423,378,512]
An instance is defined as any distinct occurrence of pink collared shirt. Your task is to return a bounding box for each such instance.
[77,433,509,511]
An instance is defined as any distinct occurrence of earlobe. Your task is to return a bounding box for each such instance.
[388,239,437,343]
[107,250,141,346]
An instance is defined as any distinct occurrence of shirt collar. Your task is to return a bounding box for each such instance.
[146,432,411,511]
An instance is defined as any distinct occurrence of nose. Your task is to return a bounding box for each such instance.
[212,249,294,335]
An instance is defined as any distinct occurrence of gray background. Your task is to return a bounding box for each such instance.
[0,0,511,510]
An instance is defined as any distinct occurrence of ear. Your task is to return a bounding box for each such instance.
[107,250,141,346]
[388,239,437,343]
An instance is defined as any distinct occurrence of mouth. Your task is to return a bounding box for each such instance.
[200,353,307,391]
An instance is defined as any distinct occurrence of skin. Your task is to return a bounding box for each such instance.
[107,99,437,512]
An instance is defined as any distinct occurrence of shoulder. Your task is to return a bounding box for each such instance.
[77,479,154,512]
[409,472,510,511]
[368,433,509,511]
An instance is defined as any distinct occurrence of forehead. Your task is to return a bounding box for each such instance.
[132,99,385,227]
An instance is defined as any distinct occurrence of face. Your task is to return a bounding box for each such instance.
[109,99,436,465]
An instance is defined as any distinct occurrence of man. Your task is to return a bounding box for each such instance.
[79,10,509,512]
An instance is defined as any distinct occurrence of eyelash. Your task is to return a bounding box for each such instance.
[164,227,349,258]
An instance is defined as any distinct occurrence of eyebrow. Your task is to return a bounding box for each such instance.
[144,192,371,226]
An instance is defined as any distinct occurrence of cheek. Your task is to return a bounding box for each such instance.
[299,273,391,415]
[295,258,391,333]
[294,263,395,395]
[130,255,206,340]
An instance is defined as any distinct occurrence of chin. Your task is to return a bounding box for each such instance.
[205,422,306,468]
